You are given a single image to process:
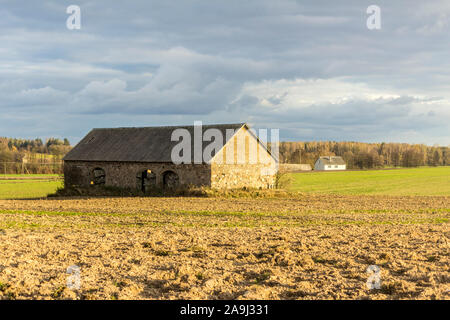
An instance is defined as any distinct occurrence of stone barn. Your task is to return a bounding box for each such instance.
[63,123,278,191]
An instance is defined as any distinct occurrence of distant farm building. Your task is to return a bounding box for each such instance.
[63,123,277,191]
[314,156,346,171]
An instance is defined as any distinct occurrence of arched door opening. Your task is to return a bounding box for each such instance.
[162,171,179,189]
[137,169,156,192]
[92,168,106,185]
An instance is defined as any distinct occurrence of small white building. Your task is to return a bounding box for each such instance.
[314,156,346,171]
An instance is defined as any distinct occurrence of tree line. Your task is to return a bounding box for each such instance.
[276,141,450,169]
[1,136,448,173]
[0,137,72,174]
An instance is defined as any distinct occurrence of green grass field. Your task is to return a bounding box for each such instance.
[0,168,448,199]
[0,175,62,199]
[288,167,450,196]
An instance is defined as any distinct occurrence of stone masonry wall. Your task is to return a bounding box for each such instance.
[210,163,276,189]
[64,161,211,189]
[210,126,277,189]
[279,164,312,172]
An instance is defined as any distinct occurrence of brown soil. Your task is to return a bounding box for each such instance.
[0,194,448,300]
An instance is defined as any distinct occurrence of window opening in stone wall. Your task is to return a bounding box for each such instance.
[163,170,179,189]
[92,168,106,185]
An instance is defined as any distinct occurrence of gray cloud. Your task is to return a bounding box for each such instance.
[0,0,449,145]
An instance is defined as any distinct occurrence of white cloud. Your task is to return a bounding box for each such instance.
[238,78,448,109]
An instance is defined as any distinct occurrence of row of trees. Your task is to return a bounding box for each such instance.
[0,137,72,174]
[1,136,448,173]
[276,141,450,169]
[1,137,71,155]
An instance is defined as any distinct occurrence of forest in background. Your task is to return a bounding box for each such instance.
[0,137,71,174]
[0,137,449,174]
[277,141,450,169]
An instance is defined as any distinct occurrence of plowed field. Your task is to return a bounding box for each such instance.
[0,194,448,300]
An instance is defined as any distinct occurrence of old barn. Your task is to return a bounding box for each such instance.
[63,123,277,191]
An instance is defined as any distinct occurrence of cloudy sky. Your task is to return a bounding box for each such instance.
[1,0,449,145]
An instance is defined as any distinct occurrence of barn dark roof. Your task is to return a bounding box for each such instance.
[318,156,346,165]
[63,123,249,163]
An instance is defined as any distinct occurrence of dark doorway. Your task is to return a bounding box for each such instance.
[138,169,156,192]
[162,171,179,189]
[92,168,106,185]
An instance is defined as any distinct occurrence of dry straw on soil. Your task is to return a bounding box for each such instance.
[0,194,448,300]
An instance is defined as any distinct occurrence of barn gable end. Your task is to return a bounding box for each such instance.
[209,125,277,189]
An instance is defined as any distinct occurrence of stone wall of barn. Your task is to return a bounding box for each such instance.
[64,161,211,189]
[210,163,276,189]
[279,163,312,172]
[210,126,277,189]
